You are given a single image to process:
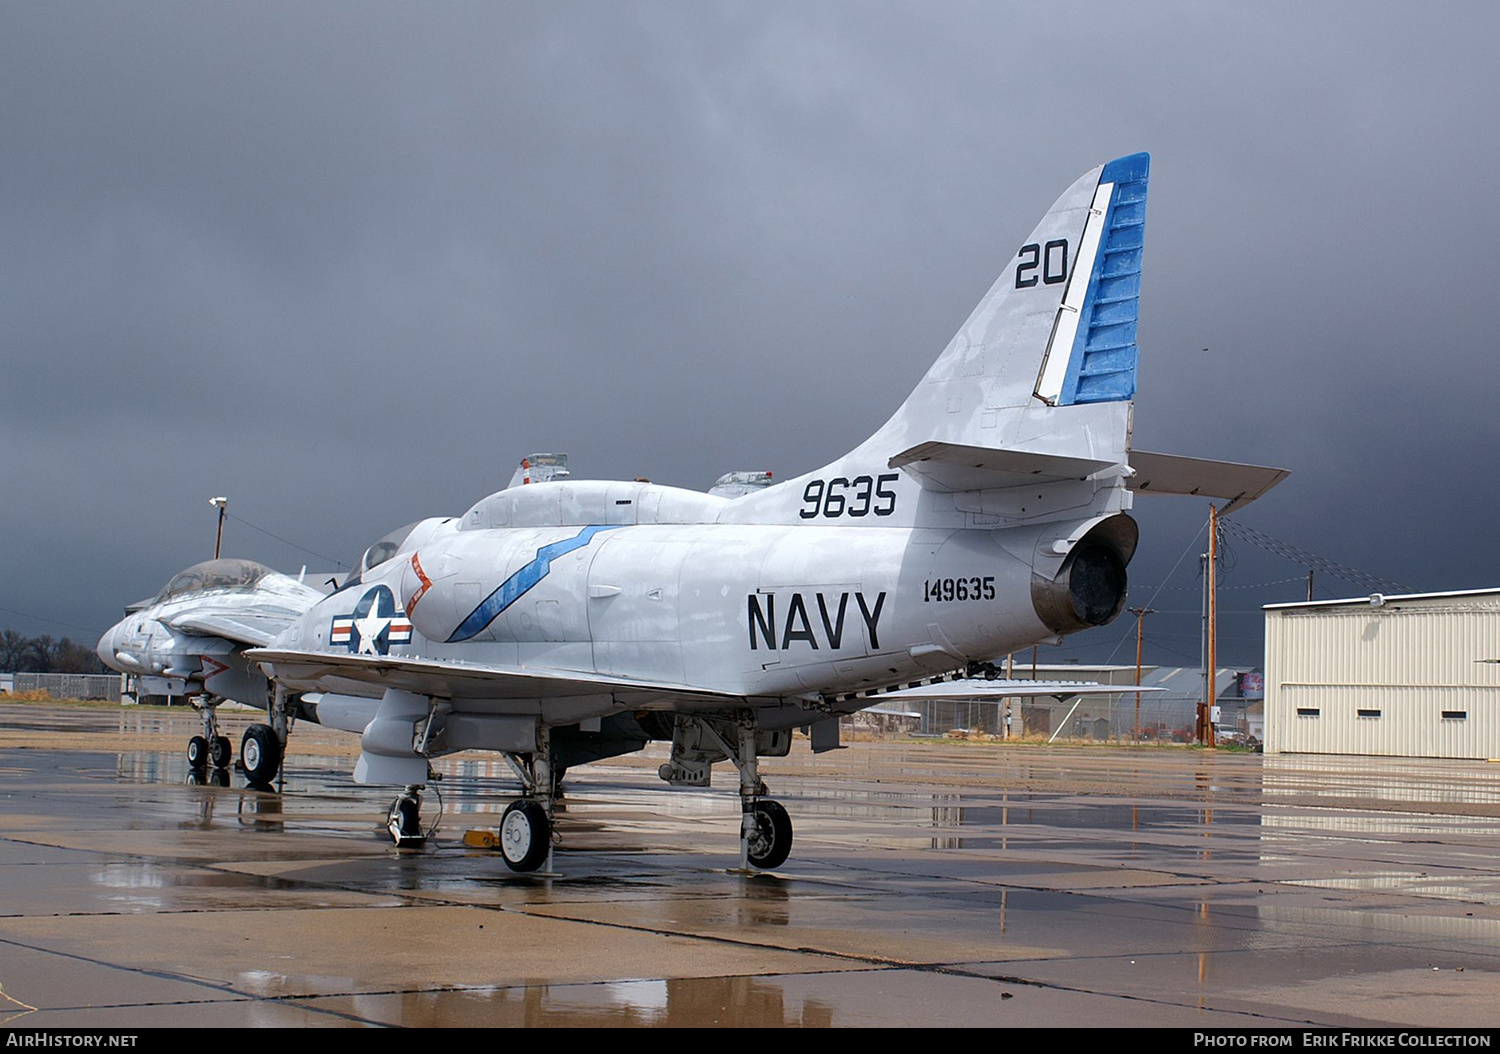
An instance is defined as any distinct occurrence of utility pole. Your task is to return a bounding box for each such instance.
[1200,552,1209,743]
[1205,503,1219,748]
[1307,569,1314,602]
[1129,607,1154,743]
[209,496,228,560]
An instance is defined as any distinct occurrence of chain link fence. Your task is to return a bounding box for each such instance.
[5,672,124,701]
[849,693,1252,744]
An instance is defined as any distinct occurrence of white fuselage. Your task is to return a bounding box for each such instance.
[97,567,324,703]
[272,475,1132,710]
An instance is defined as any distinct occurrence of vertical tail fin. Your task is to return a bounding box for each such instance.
[868,151,1150,461]
[727,153,1150,525]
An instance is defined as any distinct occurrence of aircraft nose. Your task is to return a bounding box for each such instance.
[96,624,120,671]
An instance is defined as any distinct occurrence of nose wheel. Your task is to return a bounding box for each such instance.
[187,697,232,771]
[387,788,425,846]
[208,735,233,769]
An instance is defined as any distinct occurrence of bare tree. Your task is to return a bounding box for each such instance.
[0,630,24,673]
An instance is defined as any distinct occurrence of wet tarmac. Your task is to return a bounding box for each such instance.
[2,702,1499,1027]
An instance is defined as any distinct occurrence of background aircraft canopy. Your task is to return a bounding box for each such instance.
[154,558,273,602]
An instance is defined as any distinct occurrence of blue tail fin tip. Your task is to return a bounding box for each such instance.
[1100,151,1150,185]
[1057,152,1150,406]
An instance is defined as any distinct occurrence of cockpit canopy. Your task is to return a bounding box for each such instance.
[356,522,419,576]
[339,522,421,590]
[154,558,272,602]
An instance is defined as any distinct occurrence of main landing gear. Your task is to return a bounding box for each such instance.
[495,723,557,874]
[185,688,295,788]
[657,713,794,871]
[239,686,294,786]
[729,715,793,871]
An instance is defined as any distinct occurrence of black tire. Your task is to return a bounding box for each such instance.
[208,768,230,788]
[745,799,793,870]
[209,735,232,770]
[387,795,423,845]
[499,799,551,872]
[187,735,208,769]
[240,724,282,785]
[185,769,206,786]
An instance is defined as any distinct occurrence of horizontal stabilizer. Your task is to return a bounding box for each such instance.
[1128,450,1288,515]
[889,442,1118,493]
[846,678,1163,704]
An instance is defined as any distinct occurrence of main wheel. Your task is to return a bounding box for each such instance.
[209,735,232,770]
[187,735,208,769]
[240,724,282,785]
[745,799,793,870]
[499,799,551,873]
[387,795,423,845]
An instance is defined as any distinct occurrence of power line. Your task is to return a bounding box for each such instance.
[1220,518,1410,594]
[1103,520,1209,664]
[224,512,349,570]
[0,605,105,637]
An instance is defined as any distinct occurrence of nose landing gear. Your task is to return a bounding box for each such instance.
[387,786,425,847]
[187,697,232,773]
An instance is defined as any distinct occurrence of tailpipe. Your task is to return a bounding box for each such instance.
[1031,515,1134,634]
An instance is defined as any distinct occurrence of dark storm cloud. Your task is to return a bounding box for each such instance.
[3,1,1497,665]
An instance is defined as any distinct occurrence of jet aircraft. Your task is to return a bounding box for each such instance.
[96,558,325,771]
[234,152,1285,872]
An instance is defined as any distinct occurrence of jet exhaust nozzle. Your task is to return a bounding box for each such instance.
[1031,517,1134,635]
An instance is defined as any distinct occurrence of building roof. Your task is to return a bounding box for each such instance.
[1264,587,1500,612]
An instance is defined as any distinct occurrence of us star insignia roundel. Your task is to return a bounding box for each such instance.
[330,585,413,655]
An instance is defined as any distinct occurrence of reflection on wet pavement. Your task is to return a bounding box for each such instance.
[3,702,1500,1026]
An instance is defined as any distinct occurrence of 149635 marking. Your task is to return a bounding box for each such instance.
[924,577,996,603]
[799,473,899,519]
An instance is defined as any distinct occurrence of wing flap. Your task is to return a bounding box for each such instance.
[859,678,1163,703]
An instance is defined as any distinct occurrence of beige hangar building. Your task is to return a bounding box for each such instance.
[1263,589,1500,758]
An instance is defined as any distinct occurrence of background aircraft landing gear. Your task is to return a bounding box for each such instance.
[387,786,425,847]
[240,724,282,786]
[208,734,233,769]
[188,696,231,770]
[187,695,231,773]
[241,685,294,786]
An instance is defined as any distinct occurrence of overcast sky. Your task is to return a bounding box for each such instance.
[3,2,1496,668]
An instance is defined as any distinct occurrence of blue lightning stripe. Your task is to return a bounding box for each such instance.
[446,525,622,643]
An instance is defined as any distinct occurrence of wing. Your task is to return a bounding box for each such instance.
[161,611,285,647]
[246,647,747,707]
[852,678,1164,703]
